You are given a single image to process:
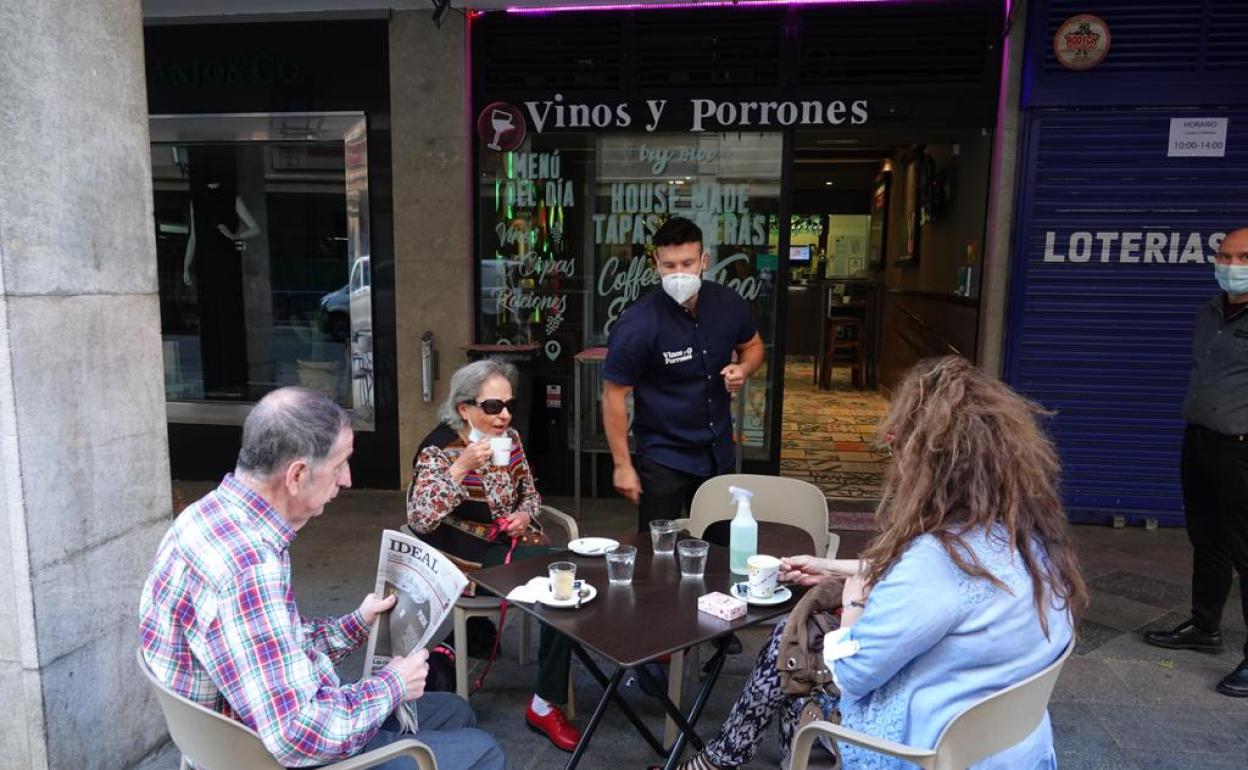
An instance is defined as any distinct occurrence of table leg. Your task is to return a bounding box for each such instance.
[634,663,705,752]
[660,638,730,770]
[563,666,624,770]
[569,644,667,758]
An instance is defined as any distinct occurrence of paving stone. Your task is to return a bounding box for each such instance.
[1101,657,1248,710]
[1084,590,1171,632]
[1096,704,1248,755]
[1051,655,1135,705]
[1122,750,1243,769]
[1090,570,1192,610]
[1050,703,1138,769]
[1076,620,1124,655]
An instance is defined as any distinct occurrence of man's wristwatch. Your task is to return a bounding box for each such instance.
[847,600,867,609]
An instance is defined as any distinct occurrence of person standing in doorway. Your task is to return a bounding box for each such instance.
[1146,227,1248,697]
[603,216,765,532]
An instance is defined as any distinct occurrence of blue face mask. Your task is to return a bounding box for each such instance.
[1215,263,1248,295]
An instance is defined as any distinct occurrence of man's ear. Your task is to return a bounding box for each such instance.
[285,459,309,494]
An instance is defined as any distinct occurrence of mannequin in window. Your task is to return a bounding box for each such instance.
[183,191,261,286]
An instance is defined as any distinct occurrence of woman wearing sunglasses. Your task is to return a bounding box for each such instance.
[407,358,581,752]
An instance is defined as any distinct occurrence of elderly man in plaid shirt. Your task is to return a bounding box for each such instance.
[140,387,505,769]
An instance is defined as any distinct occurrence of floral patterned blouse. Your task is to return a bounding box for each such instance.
[406,423,541,573]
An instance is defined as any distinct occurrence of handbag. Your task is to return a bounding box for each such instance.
[778,578,846,763]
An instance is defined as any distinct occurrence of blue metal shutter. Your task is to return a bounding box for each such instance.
[1004,108,1248,525]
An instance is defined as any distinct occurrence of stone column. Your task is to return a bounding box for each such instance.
[0,1,172,768]
[390,10,474,484]
[977,0,1028,375]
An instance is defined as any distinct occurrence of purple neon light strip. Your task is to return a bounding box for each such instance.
[507,0,916,14]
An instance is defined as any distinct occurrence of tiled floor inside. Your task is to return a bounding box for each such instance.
[779,358,889,528]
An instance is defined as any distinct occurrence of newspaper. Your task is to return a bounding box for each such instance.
[363,529,468,733]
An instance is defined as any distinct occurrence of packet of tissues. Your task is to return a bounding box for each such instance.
[698,591,747,621]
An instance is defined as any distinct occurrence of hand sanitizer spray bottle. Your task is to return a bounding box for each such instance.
[728,486,757,576]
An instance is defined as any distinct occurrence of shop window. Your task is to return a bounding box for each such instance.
[476,131,782,460]
[150,113,375,429]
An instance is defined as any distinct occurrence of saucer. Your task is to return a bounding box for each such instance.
[731,582,793,606]
[568,537,620,557]
[535,579,598,609]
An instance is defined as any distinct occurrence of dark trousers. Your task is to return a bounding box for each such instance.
[480,543,572,703]
[1181,425,1248,654]
[637,454,716,532]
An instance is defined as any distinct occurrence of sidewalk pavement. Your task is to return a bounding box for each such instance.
[133,485,1248,769]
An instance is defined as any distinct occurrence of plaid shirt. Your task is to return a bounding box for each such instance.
[139,474,404,766]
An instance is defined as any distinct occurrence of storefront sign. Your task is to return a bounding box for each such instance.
[1167,118,1228,158]
[1053,14,1111,71]
[478,101,527,151]
[1041,230,1226,263]
[477,95,869,143]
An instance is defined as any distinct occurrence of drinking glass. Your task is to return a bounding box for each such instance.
[548,561,577,600]
[677,539,709,578]
[649,519,678,554]
[605,545,637,585]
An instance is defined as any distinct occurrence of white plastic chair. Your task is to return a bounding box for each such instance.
[666,474,837,746]
[405,503,579,710]
[678,474,839,560]
[789,641,1074,770]
[138,649,437,770]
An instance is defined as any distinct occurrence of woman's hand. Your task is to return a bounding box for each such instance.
[503,511,531,537]
[450,439,492,483]
[779,554,835,586]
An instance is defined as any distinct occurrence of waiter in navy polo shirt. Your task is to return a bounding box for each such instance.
[602,216,765,531]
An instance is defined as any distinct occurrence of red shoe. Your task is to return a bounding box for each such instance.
[525,704,581,752]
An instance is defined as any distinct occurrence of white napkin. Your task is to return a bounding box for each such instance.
[505,576,551,603]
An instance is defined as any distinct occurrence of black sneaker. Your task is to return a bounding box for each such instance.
[1143,620,1223,653]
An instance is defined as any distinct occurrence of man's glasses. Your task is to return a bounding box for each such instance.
[463,398,518,415]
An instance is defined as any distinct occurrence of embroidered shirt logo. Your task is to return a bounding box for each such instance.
[662,347,694,365]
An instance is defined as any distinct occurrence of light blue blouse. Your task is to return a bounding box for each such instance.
[824,527,1072,769]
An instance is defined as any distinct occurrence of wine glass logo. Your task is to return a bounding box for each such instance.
[476,102,526,152]
[488,109,514,150]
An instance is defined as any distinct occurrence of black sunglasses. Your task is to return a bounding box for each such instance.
[463,398,518,415]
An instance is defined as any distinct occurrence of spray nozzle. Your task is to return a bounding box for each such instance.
[728,486,754,503]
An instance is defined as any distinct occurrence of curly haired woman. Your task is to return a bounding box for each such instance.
[672,356,1087,770]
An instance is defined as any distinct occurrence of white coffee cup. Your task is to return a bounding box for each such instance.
[489,435,513,465]
[746,554,781,599]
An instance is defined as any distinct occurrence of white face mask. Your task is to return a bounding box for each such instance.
[662,272,702,305]
[467,424,485,442]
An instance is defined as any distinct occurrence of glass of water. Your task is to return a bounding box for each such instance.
[605,544,637,585]
[677,539,709,579]
[649,519,679,554]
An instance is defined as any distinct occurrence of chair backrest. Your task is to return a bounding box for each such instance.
[688,474,829,557]
[929,640,1074,770]
[137,648,286,770]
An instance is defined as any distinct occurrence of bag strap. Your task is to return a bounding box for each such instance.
[471,534,520,693]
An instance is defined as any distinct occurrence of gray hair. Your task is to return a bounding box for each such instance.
[236,387,351,478]
[439,358,519,430]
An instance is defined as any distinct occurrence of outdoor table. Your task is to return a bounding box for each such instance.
[470,525,812,770]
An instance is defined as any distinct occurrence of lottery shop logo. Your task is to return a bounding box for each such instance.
[477,102,526,152]
[1054,14,1111,71]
